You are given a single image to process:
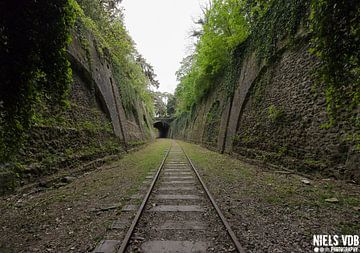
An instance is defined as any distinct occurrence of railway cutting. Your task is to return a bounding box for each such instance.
[94,141,244,253]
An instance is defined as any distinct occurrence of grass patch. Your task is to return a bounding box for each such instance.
[339,222,360,235]
[60,139,169,203]
[178,140,360,234]
[0,139,172,252]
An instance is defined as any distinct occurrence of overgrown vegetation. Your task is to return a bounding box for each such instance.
[72,0,158,117]
[0,139,171,251]
[174,0,309,114]
[174,0,359,148]
[182,141,360,241]
[267,104,285,123]
[0,0,76,161]
[0,0,158,163]
[175,0,249,113]
[204,101,221,144]
[152,92,176,118]
[248,0,309,62]
[309,0,360,131]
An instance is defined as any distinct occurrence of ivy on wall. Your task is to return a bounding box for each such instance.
[0,0,76,161]
[248,0,309,62]
[309,0,360,131]
[0,0,159,162]
[173,0,359,140]
[174,0,309,115]
[72,0,157,118]
[175,0,249,113]
[204,101,221,144]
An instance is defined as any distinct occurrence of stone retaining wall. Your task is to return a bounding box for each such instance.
[172,36,359,182]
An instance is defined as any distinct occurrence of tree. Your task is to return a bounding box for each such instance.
[152,92,175,118]
[166,94,176,117]
[152,92,166,118]
[174,0,249,114]
[136,54,160,89]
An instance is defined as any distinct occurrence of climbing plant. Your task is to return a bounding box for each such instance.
[0,0,157,162]
[309,0,360,129]
[73,0,157,117]
[248,0,309,62]
[0,0,76,161]
[174,0,309,115]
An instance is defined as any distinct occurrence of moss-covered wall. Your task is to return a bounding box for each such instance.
[68,29,155,143]
[172,33,359,182]
[0,28,155,194]
[171,78,232,152]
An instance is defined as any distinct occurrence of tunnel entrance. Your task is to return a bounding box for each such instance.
[153,121,170,138]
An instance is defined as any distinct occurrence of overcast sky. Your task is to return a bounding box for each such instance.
[121,0,206,94]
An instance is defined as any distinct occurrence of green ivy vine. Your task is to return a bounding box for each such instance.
[248,0,309,63]
[309,0,360,132]
[0,0,76,162]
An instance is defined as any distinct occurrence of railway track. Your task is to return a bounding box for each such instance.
[94,141,244,253]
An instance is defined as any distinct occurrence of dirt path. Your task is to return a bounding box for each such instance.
[1,139,359,252]
[0,140,171,253]
[180,141,360,252]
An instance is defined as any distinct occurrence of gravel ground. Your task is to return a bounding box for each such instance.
[1,139,358,253]
[0,140,171,253]
[180,141,360,252]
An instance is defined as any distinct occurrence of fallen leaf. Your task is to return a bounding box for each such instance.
[301,179,311,185]
[325,197,339,203]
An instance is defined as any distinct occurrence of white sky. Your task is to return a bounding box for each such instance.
[121,0,206,94]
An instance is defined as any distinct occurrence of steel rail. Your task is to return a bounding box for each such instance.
[179,142,246,253]
[117,143,172,253]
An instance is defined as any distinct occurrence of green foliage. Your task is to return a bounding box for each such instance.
[173,0,359,153]
[166,94,176,117]
[204,101,221,144]
[0,0,76,161]
[73,0,156,117]
[276,146,288,157]
[175,0,249,113]
[174,0,358,132]
[267,105,285,123]
[206,101,221,123]
[0,0,156,162]
[152,92,174,118]
[309,0,360,129]
[174,0,309,115]
[197,0,249,79]
[249,0,309,62]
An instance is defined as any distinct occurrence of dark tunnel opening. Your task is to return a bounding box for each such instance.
[153,121,170,138]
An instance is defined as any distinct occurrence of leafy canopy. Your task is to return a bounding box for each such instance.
[175,0,249,113]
